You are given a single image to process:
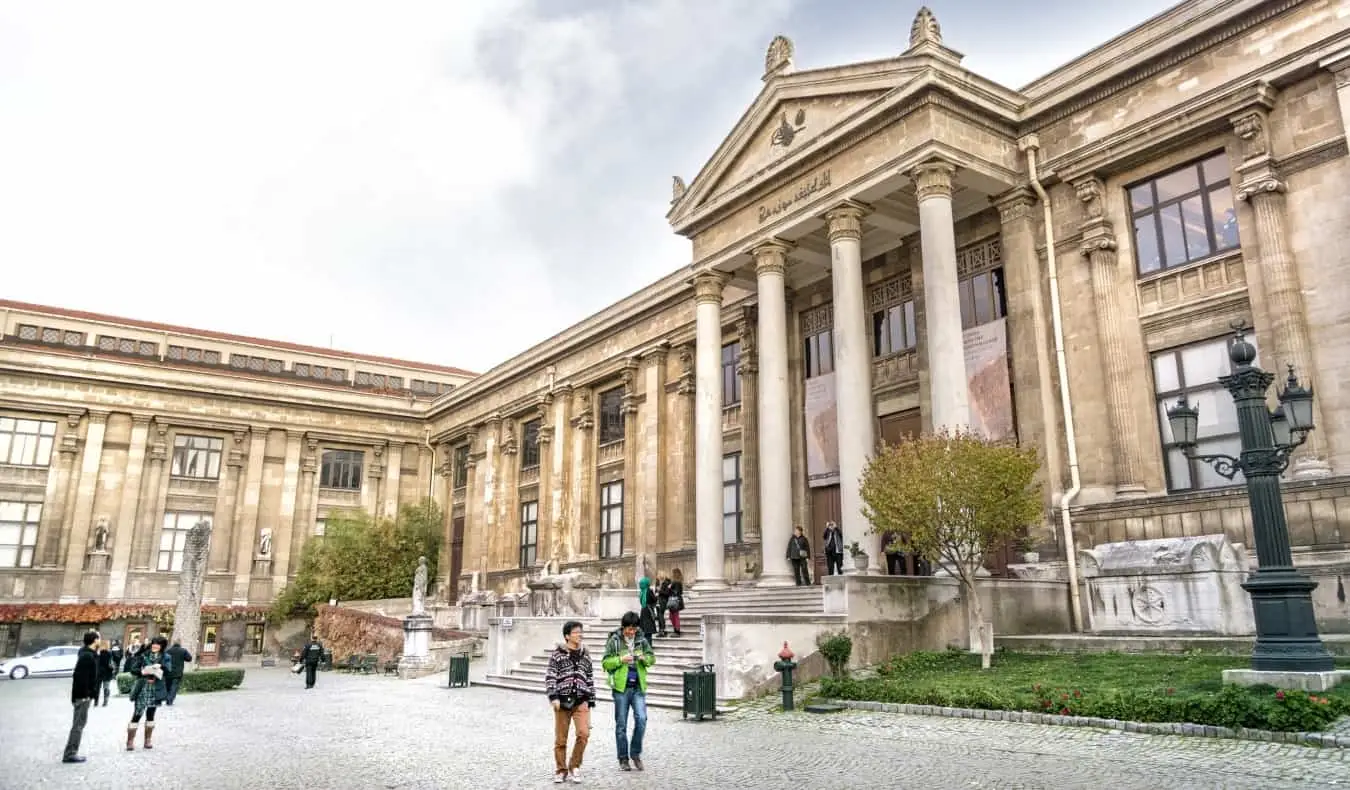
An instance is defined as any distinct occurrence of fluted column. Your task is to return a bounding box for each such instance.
[638,347,668,568]
[1076,177,1148,496]
[1232,108,1331,478]
[107,414,152,600]
[290,437,318,573]
[826,203,882,573]
[270,430,303,588]
[480,416,501,574]
[207,431,245,573]
[39,414,82,567]
[736,307,761,545]
[751,242,796,586]
[496,420,518,570]
[548,388,573,563]
[231,430,268,604]
[568,394,595,558]
[671,347,697,552]
[693,270,729,590]
[913,161,970,433]
[621,359,641,560]
[59,409,108,601]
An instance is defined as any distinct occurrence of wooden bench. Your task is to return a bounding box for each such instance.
[355,654,379,674]
[384,658,400,676]
[335,655,361,673]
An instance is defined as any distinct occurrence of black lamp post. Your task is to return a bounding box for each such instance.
[1165,325,1334,673]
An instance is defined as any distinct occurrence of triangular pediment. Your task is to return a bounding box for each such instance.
[669,62,926,225]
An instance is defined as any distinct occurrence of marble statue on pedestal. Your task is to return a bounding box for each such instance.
[412,556,428,616]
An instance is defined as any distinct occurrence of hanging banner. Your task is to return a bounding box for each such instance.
[963,317,1015,442]
[805,372,840,487]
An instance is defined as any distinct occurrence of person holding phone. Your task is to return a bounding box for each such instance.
[601,611,655,772]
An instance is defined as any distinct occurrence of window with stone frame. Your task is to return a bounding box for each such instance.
[453,444,469,489]
[520,419,542,470]
[958,268,1007,330]
[1129,152,1240,276]
[170,435,224,480]
[598,387,625,445]
[1153,334,1259,492]
[245,624,265,654]
[519,500,539,568]
[870,276,917,356]
[802,304,834,379]
[0,417,56,468]
[598,481,623,559]
[722,453,743,544]
[157,512,212,572]
[722,342,742,406]
[0,501,41,569]
[319,449,364,490]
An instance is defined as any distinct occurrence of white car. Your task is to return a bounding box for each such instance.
[0,645,82,679]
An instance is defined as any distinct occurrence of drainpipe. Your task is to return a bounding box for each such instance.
[424,427,436,503]
[1021,135,1084,633]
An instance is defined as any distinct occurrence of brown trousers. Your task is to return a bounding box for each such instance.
[553,703,591,774]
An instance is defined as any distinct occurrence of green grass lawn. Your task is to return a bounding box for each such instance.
[818,649,1350,733]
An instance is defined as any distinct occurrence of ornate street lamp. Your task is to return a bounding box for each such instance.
[1165,325,1334,673]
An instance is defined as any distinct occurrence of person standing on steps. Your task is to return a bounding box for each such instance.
[602,611,654,772]
[61,629,100,764]
[126,636,170,751]
[164,638,193,705]
[787,525,812,586]
[666,568,685,637]
[301,633,324,689]
[545,620,595,784]
[823,520,844,577]
[654,574,671,637]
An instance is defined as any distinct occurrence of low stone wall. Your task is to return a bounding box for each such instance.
[316,604,472,663]
[340,598,414,619]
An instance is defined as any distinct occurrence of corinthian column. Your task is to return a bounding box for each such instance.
[826,202,882,572]
[692,270,729,590]
[1075,176,1147,496]
[1232,108,1331,478]
[913,161,971,434]
[751,241,795,586]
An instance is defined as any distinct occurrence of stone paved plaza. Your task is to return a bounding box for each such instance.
[1,667,1347,789]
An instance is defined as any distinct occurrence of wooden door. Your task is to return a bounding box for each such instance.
[878,408,921,447]
[809,485,841,583]
[449,516,465,603]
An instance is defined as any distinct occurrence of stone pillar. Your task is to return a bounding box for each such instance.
[825,204,883,572]
[59,409,108,601]
[207,431,245,572]
[621,358,641,559]
[270,431,303,587]
[107,414,152,600]
[458,431,481,581]
[479,416,501,574]
[382,444,403,520]
[364,443,387,517]
[692,270,729,590]
[548,388,573,563]
[1075,176,1148,497]
[568,394,595,559]
[751,242,797,586]
[736,307,761,545]
[231,430,267,605]
[535,397,555,565]
[638,346,668,567]
[672,346,697,552]
[132,422,170,570]
[913,161,971,433]
[1322,52,1350,137]
[996,188,1064,517]
[39,413,82,567]
[1232,108,1331,478]
[496,420,519,570]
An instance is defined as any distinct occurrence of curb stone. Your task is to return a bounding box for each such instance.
[818,698,1350,749]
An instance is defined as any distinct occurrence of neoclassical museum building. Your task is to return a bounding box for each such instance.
[3,0,1350,650]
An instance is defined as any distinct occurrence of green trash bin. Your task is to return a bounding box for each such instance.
[448,654,470,688]
[682,663,717,721]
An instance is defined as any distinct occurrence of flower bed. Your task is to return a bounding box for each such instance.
[817,650,1350,733]
[116,668,245,695]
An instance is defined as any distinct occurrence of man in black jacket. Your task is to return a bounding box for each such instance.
[301,634,324,689]
[164,638,193,705]
[63,630,100,764]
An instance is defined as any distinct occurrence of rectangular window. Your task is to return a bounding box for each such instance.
[245,624,265,654]
[157,512,212,572]
[722,453,742,545]
[1153,334,1258,492]
[803,330,834,378]
[598,481,623,559]
[170,435,223,480]
[520,419,542,470]
[453,445,469,489]
[319,449,364,490]
[1130,153,1240,276]
[872,300,917,356]
[519,500,539,569]
[0,417,57,468]
[314,519,326,536]
[598,387,625,445]
[722,342,742,405]
[0,501,41,568]
[958,267,1008,330]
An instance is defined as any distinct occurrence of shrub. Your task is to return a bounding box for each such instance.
[816,632,853,678]
[115,668,245,696]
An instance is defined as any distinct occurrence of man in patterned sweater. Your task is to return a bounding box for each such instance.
[545,620,595,784]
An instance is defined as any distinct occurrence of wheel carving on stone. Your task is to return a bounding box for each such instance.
[1130,585,1166,624]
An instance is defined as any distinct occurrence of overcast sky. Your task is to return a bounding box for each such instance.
[0,1,1179,374]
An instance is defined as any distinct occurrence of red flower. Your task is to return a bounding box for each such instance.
[1275,690,1286,700]
[1060,707,1070,715]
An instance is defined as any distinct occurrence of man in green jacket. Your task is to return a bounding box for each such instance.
[601,611,654,772]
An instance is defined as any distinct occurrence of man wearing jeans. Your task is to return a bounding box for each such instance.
[601,611,654,772]
[63,630,100,764]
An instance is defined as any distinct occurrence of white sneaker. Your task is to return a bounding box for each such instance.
[569,768,583,783]
[552,772,566,784]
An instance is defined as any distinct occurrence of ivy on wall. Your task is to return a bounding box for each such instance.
[313,604,469,662]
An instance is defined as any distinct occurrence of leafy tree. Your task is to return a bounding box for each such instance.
[859,429,1041,668]
[270,500,443,621]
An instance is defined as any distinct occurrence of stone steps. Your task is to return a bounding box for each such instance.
[686,586,825,614]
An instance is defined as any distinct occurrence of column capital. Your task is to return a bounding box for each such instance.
[86,409,110,426]
[485,412,503,429]
[751,238,794,276]
[910,160,957,202]
[640,341,671,365]
[824,201,869,243]
[993,187,1037,225]
[1073,175,1107,220]
[691,270,729,304]
[1236,172,1286,202]
[1231,108,1272,160]
[130,412,154,426]
[1079,217,1119,259]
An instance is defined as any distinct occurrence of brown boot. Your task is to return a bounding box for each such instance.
[126,723,137,751]
[143,723,154,749]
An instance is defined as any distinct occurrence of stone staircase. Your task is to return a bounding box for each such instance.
[475,583,826,709]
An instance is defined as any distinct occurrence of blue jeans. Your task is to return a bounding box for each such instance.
[612,687,647,760]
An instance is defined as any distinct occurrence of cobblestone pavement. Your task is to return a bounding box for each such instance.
[1,668,1346,790]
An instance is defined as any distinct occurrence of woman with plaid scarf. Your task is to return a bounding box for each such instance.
[126,635,171,751]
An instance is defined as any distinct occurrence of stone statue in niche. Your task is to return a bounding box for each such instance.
[412,555,429,615]
[92,517,110,552]
[258,528,272,557]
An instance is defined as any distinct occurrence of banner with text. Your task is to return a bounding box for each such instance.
[963,317,1015,442]
[805,372,840,488]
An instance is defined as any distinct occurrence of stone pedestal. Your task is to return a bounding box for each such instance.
[85,550,111,573]
[397,614,438,679]
[1222,669,1350,693]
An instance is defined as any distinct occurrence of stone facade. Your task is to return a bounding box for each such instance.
[4,2,1350,633]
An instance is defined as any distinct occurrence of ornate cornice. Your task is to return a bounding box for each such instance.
[910,161,956,202]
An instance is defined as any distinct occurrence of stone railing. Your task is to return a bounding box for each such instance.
[873,351,919,390]
[1137,251,1246,322]
[518,465,540,485]
[0,465,49,487]
[722,404,742,433]
[597,441,624,467]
